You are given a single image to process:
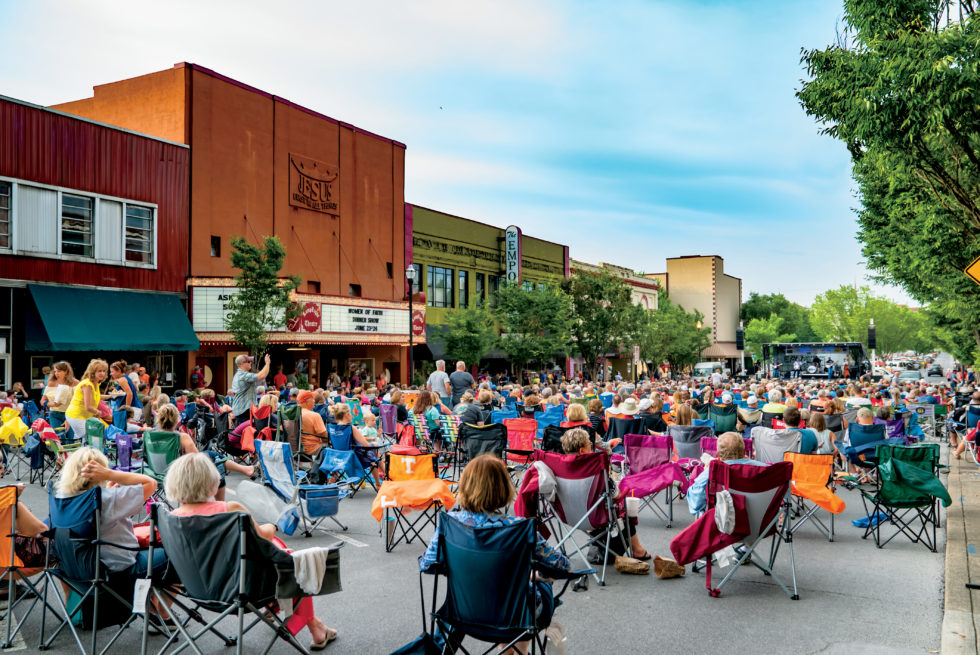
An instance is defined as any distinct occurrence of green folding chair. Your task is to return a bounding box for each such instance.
[708,404,739,434]
[141,430,182,506]
[84,417,107,454]
[859,443,951,552]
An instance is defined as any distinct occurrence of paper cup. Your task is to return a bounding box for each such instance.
[625,496,640,518]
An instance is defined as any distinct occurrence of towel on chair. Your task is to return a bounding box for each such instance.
[292,547,331,595]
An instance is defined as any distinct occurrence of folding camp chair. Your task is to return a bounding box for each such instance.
[760,411,782,428]
[907,404,936,439]
[515,449,628,586]
[672,460,798,600]
[875,416,906,441]
[618,434,691,528]
[701,436,755,460]
[0,411,30,481]
[752,428,802,464]
[419,514,591,655]
[668,425,714,461]
[141,431,182,506]
[782,453,845,542]
[257,440,346,537]
[490,408,518,423]
[379,404,399,440]
[933,403,949,441]
[237,405,275,464]
[276,403,313,469]
[85,418,109,457]
[321,423,381,496]
[455,423,508,478]
[534,413,562,440]
[39,486,165,655]
[843,423,889,484]
[346,399,365,426]
[502,418,536,466]
[708,405,739,435]
[113,433,142,473]
[372,452,454,552]
[0,485,60,648]
[146,503,341,655]
[606,417,644,445]
[858,444,951,552]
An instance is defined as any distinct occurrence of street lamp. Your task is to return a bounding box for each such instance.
[695,320,704,365]
[406,265,417,386]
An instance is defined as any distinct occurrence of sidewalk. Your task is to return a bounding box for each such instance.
[943,452,980,653]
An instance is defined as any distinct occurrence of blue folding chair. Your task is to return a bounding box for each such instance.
[491,408,518,423]
[534,413,562,440]
[256,440,347,537]
[321,423,379,496]
[419,513,592,655]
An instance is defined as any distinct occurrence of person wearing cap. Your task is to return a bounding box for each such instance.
[231,353,271,426]
[719,392,734,407]
[637,397,667,433]
[737,395,762,431]
[919,386,940,404]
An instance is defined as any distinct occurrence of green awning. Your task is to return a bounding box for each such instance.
[26,284,199,352]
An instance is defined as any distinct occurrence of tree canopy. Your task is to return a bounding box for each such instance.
[561,270,647,378]
[439,305,497,367]
[798,0,980,362]
[225,236,301,355]
[492,282,572,372]
[741,292,817,342]
[744,315,797,362]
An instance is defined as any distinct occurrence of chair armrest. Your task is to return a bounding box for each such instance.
[503,448,533,457]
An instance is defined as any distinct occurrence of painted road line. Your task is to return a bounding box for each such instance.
[328,532,369,548]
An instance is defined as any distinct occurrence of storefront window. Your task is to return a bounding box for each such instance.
[31,355,53,390]
[62,193,95,257]
[0,182,9,249]
[125,205,154,263]
[488,275,502,306]
[427,266,454,308]
[458,270,469,308]
[522,280,534,291]
[475,273,485,304]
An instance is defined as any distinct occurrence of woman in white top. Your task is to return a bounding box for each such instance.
[43,361,77,432]
[809,412,837,455]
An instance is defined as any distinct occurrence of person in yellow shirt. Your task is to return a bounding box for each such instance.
[66,358,108,442]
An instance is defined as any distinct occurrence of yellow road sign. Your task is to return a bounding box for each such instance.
[966,255,980,286]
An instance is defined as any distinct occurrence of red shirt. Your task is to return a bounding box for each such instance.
[273,373,287,389]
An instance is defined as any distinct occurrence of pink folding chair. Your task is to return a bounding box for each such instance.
[619,433,691,528]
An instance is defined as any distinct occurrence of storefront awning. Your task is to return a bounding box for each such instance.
[26,284,199,351]
[701,342,742,358]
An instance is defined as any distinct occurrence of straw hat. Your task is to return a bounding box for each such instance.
[619,397,640,415]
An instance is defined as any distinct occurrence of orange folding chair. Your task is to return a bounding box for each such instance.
[502,418,536,464]
[783,452,845,542]
[372,452,454,552]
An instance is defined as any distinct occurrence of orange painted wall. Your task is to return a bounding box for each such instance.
[53,63,407,303]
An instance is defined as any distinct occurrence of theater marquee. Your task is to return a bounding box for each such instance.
[289,153,340,215]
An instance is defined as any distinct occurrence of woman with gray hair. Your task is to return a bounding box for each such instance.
[167,454,337,649]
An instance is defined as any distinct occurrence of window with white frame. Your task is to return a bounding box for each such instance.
[427,265,454,308]
[0,177,157,267]
[61,193,95,257]
[0,183,9,249]
[125,205,154,263]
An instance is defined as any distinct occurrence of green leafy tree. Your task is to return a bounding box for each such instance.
[561,270,646,379]
[225,236,301,355]
[798,0,980,361]
[743,315,797,362]
[809,285,938,354]
[740,292,817,342]
[492,282,572,373]
[439,306,497,366]
[638,290,712,372]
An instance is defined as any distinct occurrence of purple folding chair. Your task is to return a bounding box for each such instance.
[619,434,691,528]
[113,433,141,472]
[379,404,398,440]
[874,417,906,441]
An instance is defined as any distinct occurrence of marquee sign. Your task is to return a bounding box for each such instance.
[289,153,340,215]
[504,225,522,283]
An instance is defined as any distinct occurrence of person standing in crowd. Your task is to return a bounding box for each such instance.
[43,360,77,432]
[426,360,452,407]
[231,354,271,426]
[109,360,143,421]
[449,360,475,408]
[65,359,109,441]
[273,365,288,391]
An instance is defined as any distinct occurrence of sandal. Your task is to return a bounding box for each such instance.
[310,628,338,650]
[632,550,653,561]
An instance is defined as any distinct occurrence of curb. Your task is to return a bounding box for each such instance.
[942,453,978,653]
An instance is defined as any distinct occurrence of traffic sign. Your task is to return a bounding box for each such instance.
[965,255,980,286]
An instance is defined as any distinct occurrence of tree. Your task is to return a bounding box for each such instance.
[744,315,797,362]
[561,270,646,379]
[225,236,301,355]
[740,292,817,342]
[809,285,938,354]
[492,282,572,373]
[798,0,980,361]
[638,290,713,373]
[439,305,497,366]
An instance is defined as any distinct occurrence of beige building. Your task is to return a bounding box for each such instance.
[647,255,742,368]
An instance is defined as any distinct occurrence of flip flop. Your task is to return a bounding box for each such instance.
[633,551,653,561]
[310,628,338,651]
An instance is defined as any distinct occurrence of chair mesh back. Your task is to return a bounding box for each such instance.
[848,423,886,449]
[458,423,508,460]
[623,433,671,473]
[668,425,712,459]
[534,450,610,531]
[753,429,802,464]
[708,461,791,545]
[143,431,182,477]
[607,417,644,442]
[116,434,133,470]
[257,440,297,501]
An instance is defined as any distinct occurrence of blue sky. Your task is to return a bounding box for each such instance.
[0,0,907,306]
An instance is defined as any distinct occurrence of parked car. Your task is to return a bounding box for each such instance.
[899,369,924,382]
[927,364,944,377]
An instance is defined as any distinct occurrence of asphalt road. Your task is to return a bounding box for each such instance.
[10,453,946,655]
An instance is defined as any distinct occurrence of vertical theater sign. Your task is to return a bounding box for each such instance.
[505,225,522,284]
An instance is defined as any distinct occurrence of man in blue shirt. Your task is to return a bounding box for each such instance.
[783,407,818,454]
[687,432,767,514]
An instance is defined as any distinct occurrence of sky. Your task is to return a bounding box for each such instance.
[0,0,913,307]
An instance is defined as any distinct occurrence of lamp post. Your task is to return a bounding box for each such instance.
[695,320,704,365]
[406,265,417,386]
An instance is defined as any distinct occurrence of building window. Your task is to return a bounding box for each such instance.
[308,280,320,294]
[427,265,454,308]
[349,284,362,297]
[125,205,154,263]
[210,236,221,257]
[476,273,485,303]
[458,270,469,308]
[522,280,534,291]
[61,193,94,257]
[0,183,9,249]
[386,262,393,279]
